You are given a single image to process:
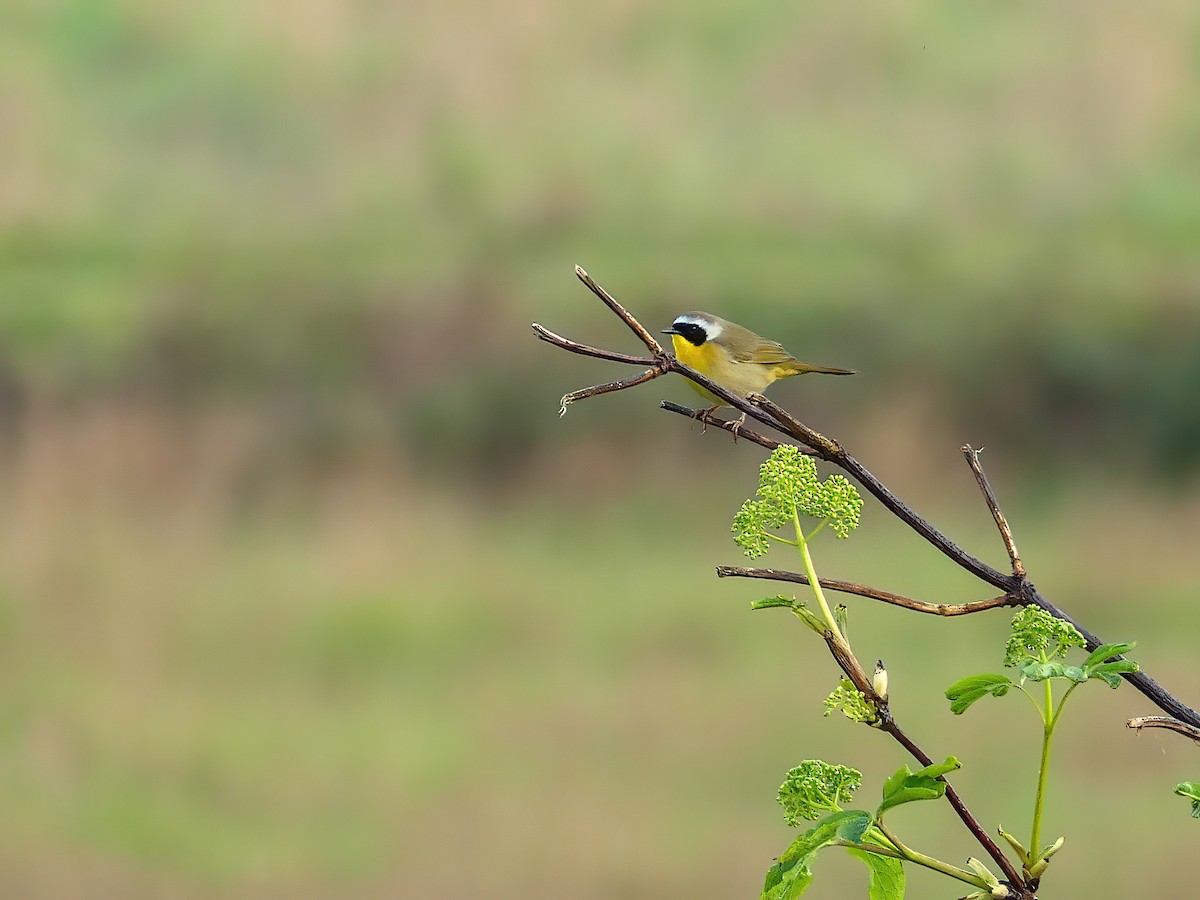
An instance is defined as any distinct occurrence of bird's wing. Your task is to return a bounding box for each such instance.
[732,339,795,366]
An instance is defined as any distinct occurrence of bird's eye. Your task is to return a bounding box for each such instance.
[674,323,706,346]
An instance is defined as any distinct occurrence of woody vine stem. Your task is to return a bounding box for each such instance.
[533,265,1200,897]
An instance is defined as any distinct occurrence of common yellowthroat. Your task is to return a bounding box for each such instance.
[662,311,854,430]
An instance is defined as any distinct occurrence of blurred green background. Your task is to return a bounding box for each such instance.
[2,0,1199,897]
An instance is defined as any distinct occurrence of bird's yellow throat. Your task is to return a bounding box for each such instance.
[670,334,726,404]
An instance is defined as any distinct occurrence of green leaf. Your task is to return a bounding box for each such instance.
[791,604,829,635]
[997,824,1030,866]
[780,810,872,863]
[752,595,796,610]
[835,810,872,844]
[763,810,872,899]
[1082,641,1136,670]
[845,843,906,900]
[1018,660,1068,682]
[1174,782,1200,819]
[878,757,961,815]
[1087,660,1138,688]
[965,857,1001,889]
[945,674,1012,714]
[762,860,814,899]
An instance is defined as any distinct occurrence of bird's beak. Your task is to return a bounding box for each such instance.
[661,327,680,335]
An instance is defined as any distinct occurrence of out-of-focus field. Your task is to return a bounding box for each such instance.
[2,1,1199,897]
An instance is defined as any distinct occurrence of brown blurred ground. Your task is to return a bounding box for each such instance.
[1,1,1198,897]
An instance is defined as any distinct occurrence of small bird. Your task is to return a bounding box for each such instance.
[661,311,854,432]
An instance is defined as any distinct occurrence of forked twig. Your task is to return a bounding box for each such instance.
[557,369,663,416]
[716,566,1017,616]
[963,444,1026,577]
[573,264,664,354]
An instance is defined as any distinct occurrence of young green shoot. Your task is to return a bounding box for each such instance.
[945,607,1139,881]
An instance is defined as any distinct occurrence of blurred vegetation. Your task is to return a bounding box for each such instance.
[1,0,1198,897]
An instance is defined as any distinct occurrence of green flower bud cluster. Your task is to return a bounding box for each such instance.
[1003,607,1086,667]
[823,678,877,724]
[776,759,863,826]
[732,447,863,558]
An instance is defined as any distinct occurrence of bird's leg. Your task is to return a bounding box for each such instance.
[698,404,721,433]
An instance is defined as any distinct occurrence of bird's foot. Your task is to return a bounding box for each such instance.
[729,412,747,442]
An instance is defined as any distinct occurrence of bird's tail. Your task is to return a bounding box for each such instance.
[777,360,856,377]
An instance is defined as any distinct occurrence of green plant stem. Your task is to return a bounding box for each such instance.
[1028,675,1081,858]
[1048,681,1081,732]
[1029,678,1082,862]
[806,520,829,540]
[1029,716,1053,861]
[1015,684,1047,721]
[793,510,846,646]
[870,821,989,889]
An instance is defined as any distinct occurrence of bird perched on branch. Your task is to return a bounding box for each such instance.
[661,311,854,432]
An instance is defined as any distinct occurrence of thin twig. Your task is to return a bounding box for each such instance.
[1127,716,1200,742]
[557,369,663,417]
[574,265,665,354]
[660,401,788,451]
[532,323,658,367]
[962,445,1026,577]
[716,565,1016,616]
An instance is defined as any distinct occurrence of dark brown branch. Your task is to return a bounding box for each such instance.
[746,392,842,458]
[962,445,1026,577]
[574,265,665,354]
[1126,716,1200,742]
[716,565,1016,616]
[660,401,787,451]
[747,394,1013,588]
